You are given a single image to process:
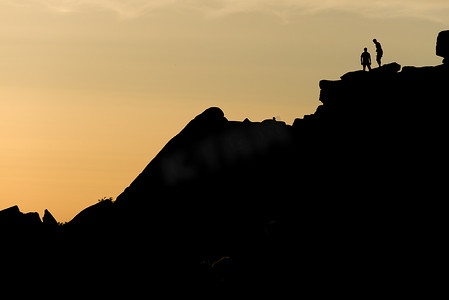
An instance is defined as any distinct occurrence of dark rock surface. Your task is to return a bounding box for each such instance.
[1,31,447,296]
[43,209,58,227]
[0,205,41,235]
[436,30,449,63]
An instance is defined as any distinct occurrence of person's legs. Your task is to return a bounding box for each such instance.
[377,55,382,67]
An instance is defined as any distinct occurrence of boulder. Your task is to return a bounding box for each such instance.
[319,80,344,104]
[436,30,449,63]
[193,107,227,124]
[369,62,401,74]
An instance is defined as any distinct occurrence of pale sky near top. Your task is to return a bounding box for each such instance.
[2,0,449,21]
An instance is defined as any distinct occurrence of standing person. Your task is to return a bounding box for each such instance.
[373,39,383,67]
[361,48,371,71]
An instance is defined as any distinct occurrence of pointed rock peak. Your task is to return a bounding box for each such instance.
[43,209,58,226]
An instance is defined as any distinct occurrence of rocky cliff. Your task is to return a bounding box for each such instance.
[1,31,448,296]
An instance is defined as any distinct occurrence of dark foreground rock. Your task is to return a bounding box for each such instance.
[1,31,448,296]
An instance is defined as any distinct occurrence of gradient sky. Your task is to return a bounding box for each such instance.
[1,1,447,221]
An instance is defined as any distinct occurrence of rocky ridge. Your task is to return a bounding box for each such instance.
[1,31,448,296]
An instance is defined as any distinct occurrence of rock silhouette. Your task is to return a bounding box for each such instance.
[437,30,449,63]
[1,31,448,296]
[0,205,41,236]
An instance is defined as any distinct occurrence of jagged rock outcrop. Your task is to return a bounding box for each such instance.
[314,62,402,121]
[0,205,41,235]
[42,209,58,228]
[311,60,447,125]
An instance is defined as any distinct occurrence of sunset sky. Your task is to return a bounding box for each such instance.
[1,1,447,221]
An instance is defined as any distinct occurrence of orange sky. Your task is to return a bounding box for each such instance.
[0,1,447,221]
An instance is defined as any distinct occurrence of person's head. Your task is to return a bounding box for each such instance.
[373,39,377,43]
[364,47,368,52]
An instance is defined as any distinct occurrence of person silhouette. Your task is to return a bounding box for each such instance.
[361,48,371,71]
[373,39,383,67]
